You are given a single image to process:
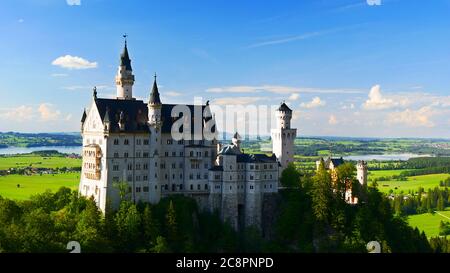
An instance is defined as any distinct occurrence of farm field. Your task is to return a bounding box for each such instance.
[408,209,450,238]
[0,172,80,200]
[0,155,81,170]
[368,169,410,180]
[376,173,450,194]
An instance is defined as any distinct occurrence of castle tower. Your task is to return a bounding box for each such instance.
[148,74,162,203]
[271,102,297,171]
[232,132,241,149]
[357,160,368,187]
[115,37,135,99]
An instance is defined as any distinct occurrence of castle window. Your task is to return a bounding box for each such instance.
[264,164,267,169]
[136,176,141,181]
[230,176,232,180]
[113,176,119,182]
[190,184,193,190]
[114,139,119,145]
[270,164,273,169]
[189,174,193,180]
[197,174,201,179]
[204,163,208,169]
[270,184,273,188]
[172,174,175,179]
[180,152,184,156]
[172,163,176,169]
[124,139,129,145]
[179,173,183,179]
[205,184,208,190]
[143,152,149,158]
[197,184,201,190]
[250,165,254,170]
[113,165,119,171]
[178,140,184,145]
[165,152,169,157]
[143,139,149,145]
[136,164,141,170]
[143,187,149,192]
[270,175,273,179]
[143,175,148,181]
[165,184,168,190]
[155,162,158,167]
[264,175,267,179]
[136,187,141,193]
[230,165,232,170]
[124,152,128,158]
[179,184,183,190]
[264,184,267,189]
[204,173,208,179]
[114,152,119,158]
[127,175,132,182]
[143,163,148,170]
[190,151,194,157]
[215,175,220,180]
[165,174,168,180]
[230,186,232,190]
[167,139,172,145]
[127,163,132,170]
[250,175,254,180]
[136,151,141,157]
[256,165,259,170]
[155,173,158,178]
[204,151,209,157]
[250,185,254,190]
[172,184,176,191]
[136,139,141,145]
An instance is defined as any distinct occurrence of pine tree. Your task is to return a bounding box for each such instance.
[142,204,160,249]
[311,159,333,225]
[165,200,179,247]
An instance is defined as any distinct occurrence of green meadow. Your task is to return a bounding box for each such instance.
[375,173,450,194]
[408,209,450,237]
[0,155,81,170]
[0,173,80,200]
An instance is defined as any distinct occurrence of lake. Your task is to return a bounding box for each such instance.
[343,153,432,161]
[0,146,82,155]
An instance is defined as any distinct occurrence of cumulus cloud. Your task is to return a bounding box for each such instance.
[300,97,326,109]
[38,103,61,121]
[52,55,97,70]
[328,115,338,125]
[387,106,435,128]
[66,0,81,6]
[0,105,34,122]
[288,93,300,101]
[363,85,409,110]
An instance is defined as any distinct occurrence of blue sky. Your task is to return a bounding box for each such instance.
[0,0,449,138]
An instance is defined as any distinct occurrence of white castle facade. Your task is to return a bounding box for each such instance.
[79,41,296,230]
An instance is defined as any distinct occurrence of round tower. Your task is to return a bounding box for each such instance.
[271,102,297,171]
[357,160,368,186]
[148,74,162,128]
[115,36,135,100]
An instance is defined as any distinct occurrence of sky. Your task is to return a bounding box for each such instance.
[0,0,449,138]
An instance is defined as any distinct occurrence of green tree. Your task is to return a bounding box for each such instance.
[142,204,161,249]
[115,201,142,251]
[280,163,301,188]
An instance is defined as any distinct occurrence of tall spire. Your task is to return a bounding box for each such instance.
[120,34,132,71]
[149,73,161,105]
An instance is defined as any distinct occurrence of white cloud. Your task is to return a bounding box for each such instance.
[38,103,61,121]
[66,0,81,6]
[52,55,97,70]
[0,105,34,122]
[212,97,265,106]
[165,91,182,97]
[387,106,435,128]
[363,85,409,110]
[288,93,300,101]
[206,85,363,95]
[300,97,326,109]
[328,115,338,125]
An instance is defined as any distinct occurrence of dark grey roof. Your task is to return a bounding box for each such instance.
[325,157,345,168]
[218,144,240,155]
[278,102,292,112]
[237,153,277,163]
[149,79,161,105]
[93,98,215,135]
[81,109,87,122]
[233,132,241,139]
[120,42,132,71]
[209,166,223,172]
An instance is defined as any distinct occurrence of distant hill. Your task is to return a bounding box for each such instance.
[0,132,82,148]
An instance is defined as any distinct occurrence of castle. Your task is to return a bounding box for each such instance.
[316,157,368,204]
[79,40,296,230]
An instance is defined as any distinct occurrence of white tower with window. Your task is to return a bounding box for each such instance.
[115,37,135,100]
[271,102,297,171]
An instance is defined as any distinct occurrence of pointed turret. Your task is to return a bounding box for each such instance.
[81,108,87,123]
[120,40,132,71]
[116,35,135,100]
[149,74,161,105]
